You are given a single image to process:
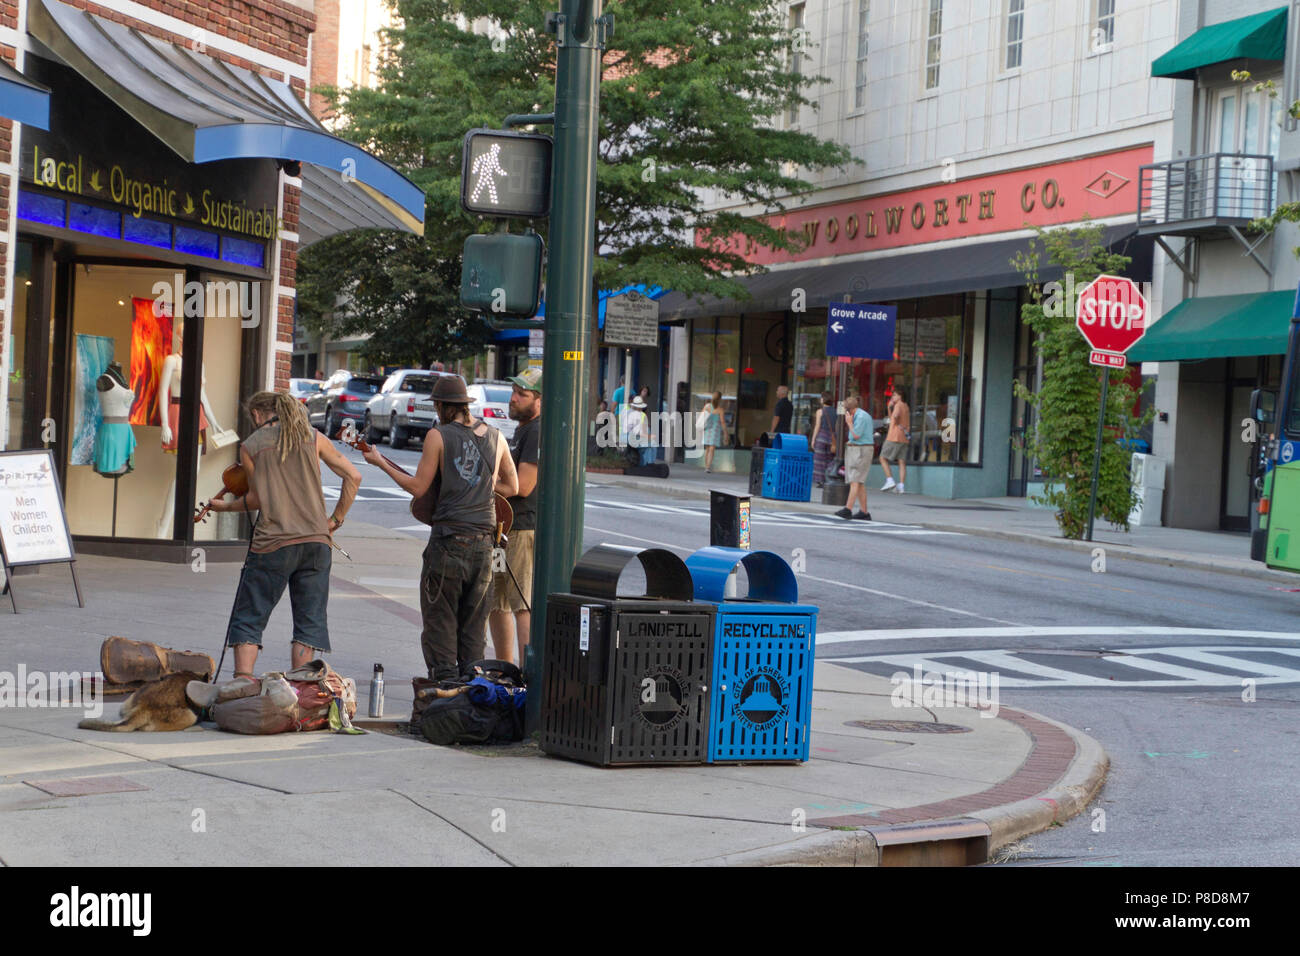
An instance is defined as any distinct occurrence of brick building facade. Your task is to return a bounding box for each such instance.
[0,0,422,559]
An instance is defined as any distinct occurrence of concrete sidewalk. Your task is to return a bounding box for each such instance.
[0,521,1105,867]
[590,467,1294,583]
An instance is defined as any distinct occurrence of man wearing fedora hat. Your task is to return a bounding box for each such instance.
[362,374,518,680]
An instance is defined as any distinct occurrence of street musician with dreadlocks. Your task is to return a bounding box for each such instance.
[204,390,361,676]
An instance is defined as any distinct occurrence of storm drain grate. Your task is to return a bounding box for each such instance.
[846,719,972,734]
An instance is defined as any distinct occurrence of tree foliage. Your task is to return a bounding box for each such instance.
[1012,223,1153,539]
[297,0,855,362]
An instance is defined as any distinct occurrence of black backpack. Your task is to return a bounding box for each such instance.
[419,659,526,747]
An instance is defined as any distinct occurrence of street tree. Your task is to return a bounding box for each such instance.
[1012,223,1153,539]
[297,0,855,360]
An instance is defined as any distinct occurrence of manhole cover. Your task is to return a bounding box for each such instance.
[845,719,972,734]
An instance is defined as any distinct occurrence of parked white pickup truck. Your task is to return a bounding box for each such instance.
[363,369,443,449]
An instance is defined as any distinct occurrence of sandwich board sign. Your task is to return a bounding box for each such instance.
[0,448,83,612]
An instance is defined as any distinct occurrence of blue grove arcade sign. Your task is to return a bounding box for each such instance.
[827,302,897,360]
[19,57,278,242]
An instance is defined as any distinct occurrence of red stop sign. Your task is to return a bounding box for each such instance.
[1076,275,1148,355]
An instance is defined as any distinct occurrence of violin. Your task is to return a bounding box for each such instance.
[194,462,249,524]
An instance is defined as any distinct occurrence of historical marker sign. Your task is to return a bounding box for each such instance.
[603,291,660,348]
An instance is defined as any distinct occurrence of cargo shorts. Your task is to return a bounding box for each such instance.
[226,542,332,652]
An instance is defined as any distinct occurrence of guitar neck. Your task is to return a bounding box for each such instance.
[346,438,412,478]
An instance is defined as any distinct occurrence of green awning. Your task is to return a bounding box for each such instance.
[1151,6,1288,80]
[1128,290,1296,362]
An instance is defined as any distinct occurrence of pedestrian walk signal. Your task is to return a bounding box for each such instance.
[461,129,553,219]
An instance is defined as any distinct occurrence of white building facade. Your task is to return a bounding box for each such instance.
[659,0,1179,501]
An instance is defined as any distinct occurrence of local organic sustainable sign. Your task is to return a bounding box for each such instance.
[0,450,73,566]
[24,144,278,239]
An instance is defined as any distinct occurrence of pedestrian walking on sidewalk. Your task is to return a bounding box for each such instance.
[700,390,723,472]
[362,375,518,680]
[837,395,872,520]
[811,391,836,486]
[489,368,541,666]
[880,390,909,494]
[205,391,361,676]
[769,384,793,436]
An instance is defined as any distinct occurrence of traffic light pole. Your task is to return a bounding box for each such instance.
[526,0,607,728]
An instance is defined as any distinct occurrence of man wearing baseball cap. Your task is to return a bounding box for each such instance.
[362,374,519,679]
[489,367,542,664]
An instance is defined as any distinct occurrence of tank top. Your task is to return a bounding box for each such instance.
[242,420,331,553]
[99,378,135,419]
[815,406,835,439]
[430,419,499,538]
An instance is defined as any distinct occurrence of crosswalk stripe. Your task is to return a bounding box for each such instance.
[828,645,1300,688]
[816,626,1300,645]
[1157,646,1300,679]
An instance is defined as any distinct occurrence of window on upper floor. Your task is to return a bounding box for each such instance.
[788,3,806,125]
[925,0,942,90]
[854,0,870,109]
[1093,0,1115,52]
[1005,0,1024,70]
[1210,83,1283,159]
[1206,82,1283,217]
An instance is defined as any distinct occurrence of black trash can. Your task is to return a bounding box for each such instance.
[748,446,766,496]
[709,490,751,549]
[540,545,716,766]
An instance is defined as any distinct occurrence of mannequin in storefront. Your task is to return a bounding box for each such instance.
[155,320,224,538]
[93,362,137,477]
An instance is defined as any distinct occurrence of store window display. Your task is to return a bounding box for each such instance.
[155,314,226,538]
[64,266,245,542]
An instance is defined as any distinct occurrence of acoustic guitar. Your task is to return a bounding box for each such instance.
[338,427,512,538]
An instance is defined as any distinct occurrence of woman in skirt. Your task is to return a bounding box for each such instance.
[811,391,836,486]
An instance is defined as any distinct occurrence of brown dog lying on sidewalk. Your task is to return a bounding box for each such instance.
[78,672,208,732]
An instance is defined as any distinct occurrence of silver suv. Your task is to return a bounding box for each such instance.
[364,369,442,449]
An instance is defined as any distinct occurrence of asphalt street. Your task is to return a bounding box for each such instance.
[328,439,1300,866]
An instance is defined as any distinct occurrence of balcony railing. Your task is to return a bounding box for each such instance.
[1137,153,1275,232]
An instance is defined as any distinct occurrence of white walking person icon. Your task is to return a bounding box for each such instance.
[469,143,508,204]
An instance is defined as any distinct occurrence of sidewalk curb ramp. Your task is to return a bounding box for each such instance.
[717,706,1108,867]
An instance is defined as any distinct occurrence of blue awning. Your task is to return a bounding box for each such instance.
[0,59,49,128]
[29,0,424,243]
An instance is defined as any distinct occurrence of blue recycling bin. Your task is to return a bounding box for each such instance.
[685,547,818,763]
[762,433,813,501]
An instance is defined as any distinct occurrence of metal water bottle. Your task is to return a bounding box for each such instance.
[369,663,384,718]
